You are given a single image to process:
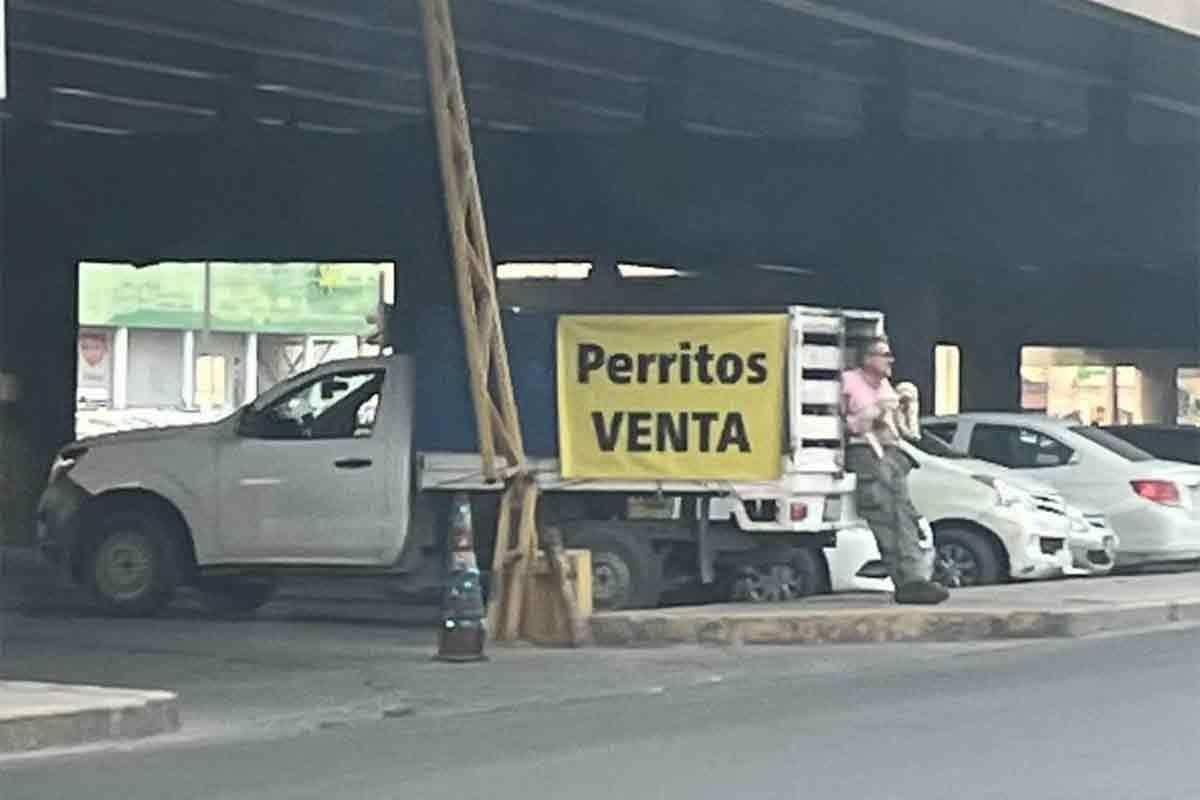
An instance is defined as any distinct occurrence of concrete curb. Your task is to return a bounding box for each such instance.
[0,682,181,755]
[590,600,1200,647]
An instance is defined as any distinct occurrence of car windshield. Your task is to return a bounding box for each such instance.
[1069,426,1155,462]
[912,431,968,459]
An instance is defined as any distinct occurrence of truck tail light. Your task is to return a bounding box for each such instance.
[789,502,809,522]
[1132,480,1181,507]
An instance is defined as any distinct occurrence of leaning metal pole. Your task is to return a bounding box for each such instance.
[419,0,581,645]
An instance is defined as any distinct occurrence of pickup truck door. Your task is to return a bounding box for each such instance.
[216,366,393,563]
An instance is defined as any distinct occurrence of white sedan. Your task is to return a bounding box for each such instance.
[790,433,1075,592]
[901,434,1072,586]
[1063,505,1119,576]
[922,413,1200,566]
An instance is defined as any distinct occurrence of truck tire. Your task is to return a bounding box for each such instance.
[565,527,663,611]
[197,577,279,617]
[792,547,832,596]
[83,508,181,617]
[933,525,1002,587]
[728,548,830,603]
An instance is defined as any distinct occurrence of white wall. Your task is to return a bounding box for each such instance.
[197,332,249,408]
[90,328,362,412]
[127,329,184,407]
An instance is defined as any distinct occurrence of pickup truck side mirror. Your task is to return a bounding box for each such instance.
[320,379,349,400]
[237,407,261,438]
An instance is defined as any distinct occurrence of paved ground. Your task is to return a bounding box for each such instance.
[0,610,1008,746]
[2,607,1199,799]
[0,547,444,624]
[12,545,1200,645]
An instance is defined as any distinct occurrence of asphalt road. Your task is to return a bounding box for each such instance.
[3,611,1200,800]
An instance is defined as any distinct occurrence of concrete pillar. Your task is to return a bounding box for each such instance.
[0,244,79,546]
[960,340,1022,412]
[1139,361,1178,424]
[940,269,1025,413]
[182,330,196,409]
[0,114,20,547]
[112,327,130,410]
[243,332,259,403]
[878,266,939,411]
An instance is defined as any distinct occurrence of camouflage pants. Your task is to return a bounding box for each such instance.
[846,444,932,587]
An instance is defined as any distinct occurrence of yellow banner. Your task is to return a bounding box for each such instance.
[557,314,788,481]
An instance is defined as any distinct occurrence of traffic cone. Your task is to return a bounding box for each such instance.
[435,493,488,662]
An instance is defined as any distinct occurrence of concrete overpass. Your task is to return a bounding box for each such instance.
[3,0,1200,540]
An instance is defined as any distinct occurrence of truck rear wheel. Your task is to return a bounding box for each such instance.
[84,508,181,617]
[729,547,830,602]
[564,527,663,611]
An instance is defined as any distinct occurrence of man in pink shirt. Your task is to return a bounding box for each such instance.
[842,337,949,605]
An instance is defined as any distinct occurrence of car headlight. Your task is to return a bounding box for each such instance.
[972,475,1034,510]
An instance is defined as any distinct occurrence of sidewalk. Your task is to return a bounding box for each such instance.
[0,682,179,754]
[591,571,1200,646]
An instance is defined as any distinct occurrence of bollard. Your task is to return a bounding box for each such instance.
[435,492,488,662]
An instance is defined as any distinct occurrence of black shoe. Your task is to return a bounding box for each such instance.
[894,580,950,605]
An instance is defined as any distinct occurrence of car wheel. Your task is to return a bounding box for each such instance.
[84,509,180,617]
[197,577,278,617]
[564,528,663,611]
[933,526,1002,587]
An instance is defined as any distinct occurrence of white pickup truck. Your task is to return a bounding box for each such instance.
[36,306,891,616]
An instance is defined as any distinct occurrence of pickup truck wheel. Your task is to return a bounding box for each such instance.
[565,529,663,611]
[933,526,1002,587]
[197,578,279,617]
[84,510,180,617]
